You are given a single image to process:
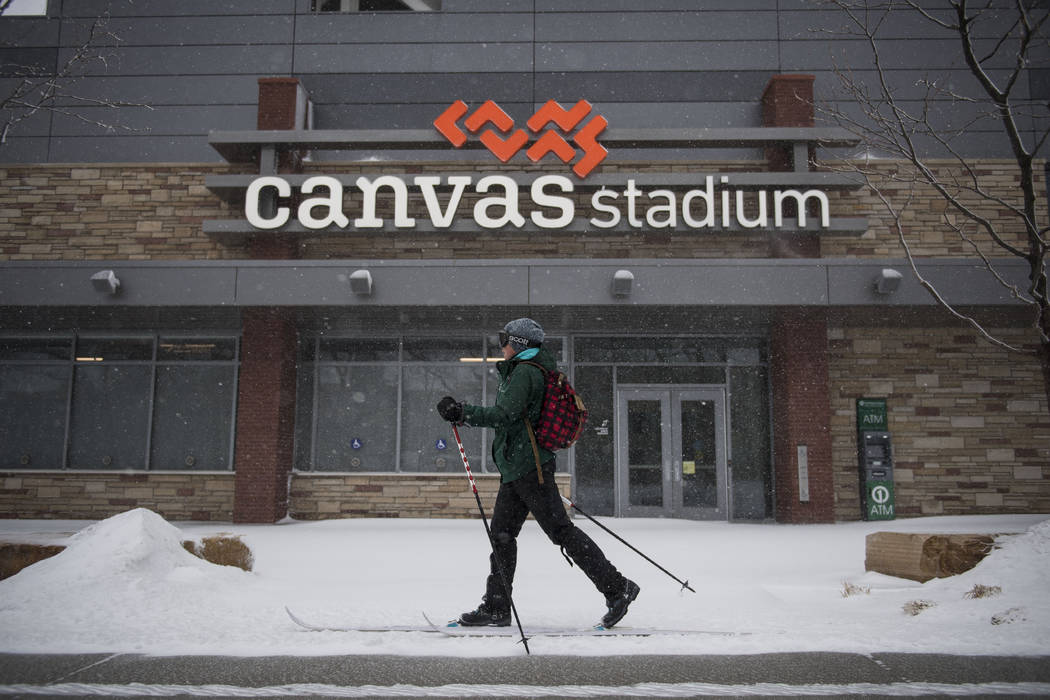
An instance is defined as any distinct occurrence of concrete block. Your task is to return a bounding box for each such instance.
[865,531,996,582]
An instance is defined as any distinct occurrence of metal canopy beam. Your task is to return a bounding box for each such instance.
[201,217,870,240]
[207,127,860,163]
[0,259,1030,309]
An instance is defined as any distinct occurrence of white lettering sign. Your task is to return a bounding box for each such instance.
[243,174,832,232]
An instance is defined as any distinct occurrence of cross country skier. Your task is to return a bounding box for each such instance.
[436,317,640,628]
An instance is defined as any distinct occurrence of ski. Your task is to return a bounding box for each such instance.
[286,607,747,637]
[423,612,745,637]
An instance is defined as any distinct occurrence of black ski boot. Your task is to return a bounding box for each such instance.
[601,579,640,628]
[457,602,510,627]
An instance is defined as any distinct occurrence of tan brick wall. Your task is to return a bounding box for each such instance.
[0,472,235,520]
[289,472,572,520]
[0,164,249,261]
[820,159,1047,259]
[828,325,1050,520]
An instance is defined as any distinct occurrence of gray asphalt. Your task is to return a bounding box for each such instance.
[1,652,1050,698]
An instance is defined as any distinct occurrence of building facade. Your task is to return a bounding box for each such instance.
[0,1,1047,524]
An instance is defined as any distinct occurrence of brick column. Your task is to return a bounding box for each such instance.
[231,78,308,522]
[251,77,305,259]
[257,77,304,131]
[770,308,834,523]
[762,74,820,258]
[233,308,298,523]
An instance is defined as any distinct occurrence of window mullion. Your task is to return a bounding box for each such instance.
[144,334,158,470]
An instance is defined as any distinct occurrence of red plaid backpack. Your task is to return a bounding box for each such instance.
[518,360,588,483]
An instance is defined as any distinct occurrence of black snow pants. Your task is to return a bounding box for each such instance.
[483,460,627,611]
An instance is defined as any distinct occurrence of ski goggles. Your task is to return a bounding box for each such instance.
[498,331,538,348]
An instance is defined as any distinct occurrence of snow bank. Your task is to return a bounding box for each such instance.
[0,508,257,653]
[0,510,1047,657]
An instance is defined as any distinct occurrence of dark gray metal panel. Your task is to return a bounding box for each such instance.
[812,69,1033,103]
[61,1,295,17]
[536,41,778,72]
[293,12,532,43]
[300,72,533,104]
[535,11,777,42]
[0,265,237,306]
[0,16,60,46]
[311,102,536,130]
[236,264,528,306]
[59,15,294,47]
[779,7,1025,41]
[0,47,55,75]
[1032,69,1050,102]
[535,71,771,103]
[535,1,778,10]
[777,0,1017,9]
[821,100,1028,157]
[827,98,1033,135]
[592,102,760,129]
[781,38,1020,72]
[827,261,1033,307]
[0,98,51,135]
[0,137,49,162]
[50,75,265,107]
[529,262,828,306]
[55,45,293,76]
[293,42,532,73]
[49,105,257,137]
[47,135,222,163]
[445,0,533,11]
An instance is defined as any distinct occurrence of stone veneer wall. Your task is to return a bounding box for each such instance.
[828,325,1049,520]
[1,160,1042,263]
[0,472,235,520]
[289,472,571,520]
[0,164,248,261]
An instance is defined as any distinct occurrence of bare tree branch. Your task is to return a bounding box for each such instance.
[0,3,152,146]
[815,0,1050,407]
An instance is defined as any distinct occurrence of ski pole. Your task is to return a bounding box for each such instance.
[561,495,696,594]
[451,424,531,654]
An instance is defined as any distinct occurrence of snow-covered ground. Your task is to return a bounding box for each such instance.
[0,509,1047,657]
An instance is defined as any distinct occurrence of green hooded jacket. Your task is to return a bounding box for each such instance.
[463,346,557,483]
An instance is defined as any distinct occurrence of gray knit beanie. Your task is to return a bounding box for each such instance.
[503,317,544,352]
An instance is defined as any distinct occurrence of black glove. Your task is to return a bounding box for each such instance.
[437,396,464,424]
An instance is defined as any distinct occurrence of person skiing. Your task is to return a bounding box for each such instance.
[436,317,639,628]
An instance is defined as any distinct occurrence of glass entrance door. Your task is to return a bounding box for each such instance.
[615,387,727,519]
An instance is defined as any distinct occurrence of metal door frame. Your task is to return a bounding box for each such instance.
[615,385,728,519]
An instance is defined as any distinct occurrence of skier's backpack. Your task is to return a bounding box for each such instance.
[518,360,588,484]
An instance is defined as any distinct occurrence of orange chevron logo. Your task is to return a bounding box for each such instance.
[434,99,608,178]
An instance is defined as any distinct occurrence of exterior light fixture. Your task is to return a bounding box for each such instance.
[612,269,634,298]
[90,269,121,295]
[875,268,903,295]
[349,269,373,296]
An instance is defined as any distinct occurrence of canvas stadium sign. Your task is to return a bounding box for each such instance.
[244,174,832,232]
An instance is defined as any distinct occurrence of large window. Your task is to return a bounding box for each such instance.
[294,334,564,474]
[0,334,238,471]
